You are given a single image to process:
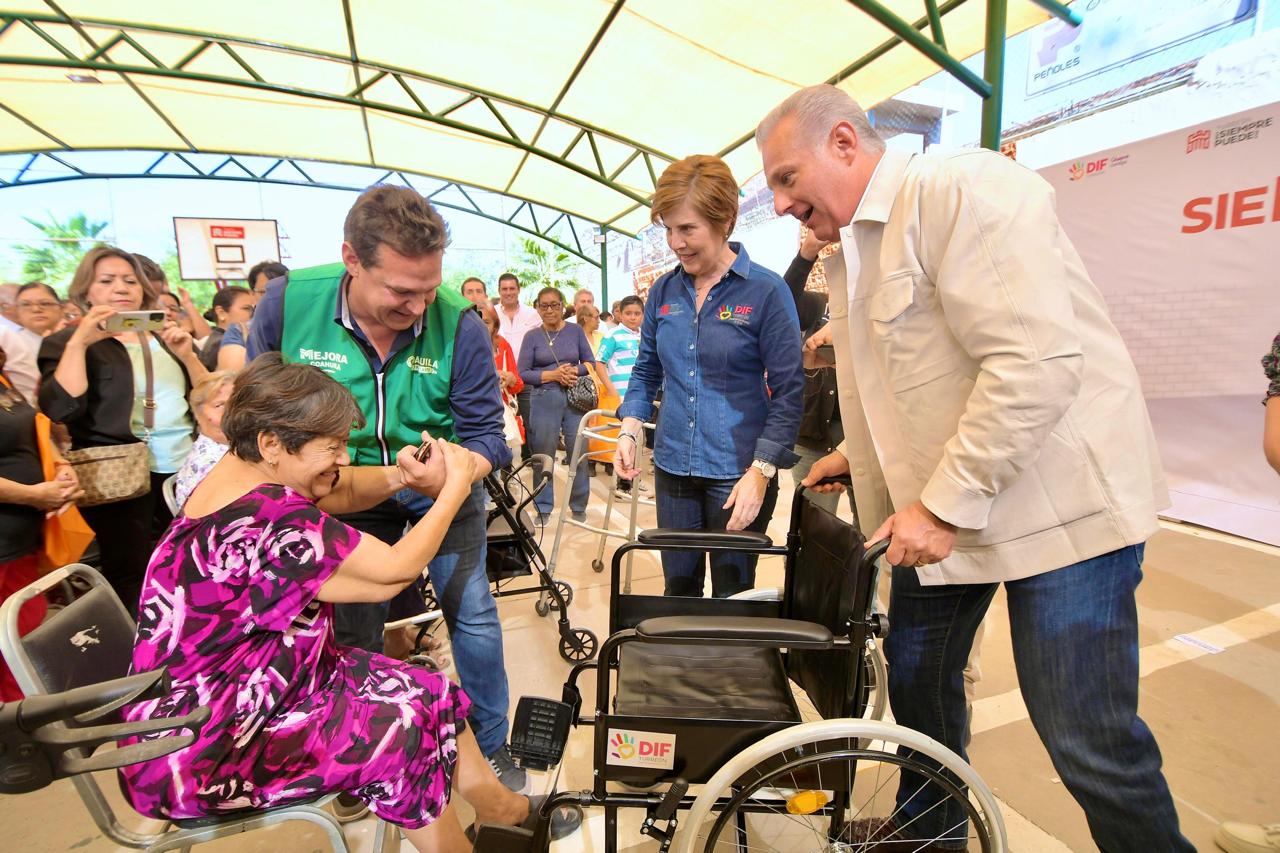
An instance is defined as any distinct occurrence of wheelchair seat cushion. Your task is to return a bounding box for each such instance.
[615,642,798,722]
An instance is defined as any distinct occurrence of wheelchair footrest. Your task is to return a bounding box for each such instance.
[510,696,571,771]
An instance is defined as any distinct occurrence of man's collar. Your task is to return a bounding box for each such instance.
[336,273,424,336]
[850,149,913,225]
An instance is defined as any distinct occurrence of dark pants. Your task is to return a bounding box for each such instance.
[653,467,779,598]
[80,470,174,616]
[884,544,1193,852]
[525,384,590,516]
[516,389,531,461]
[332,483,510,756]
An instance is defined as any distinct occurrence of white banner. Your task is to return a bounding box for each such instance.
[1040,104,1280,544]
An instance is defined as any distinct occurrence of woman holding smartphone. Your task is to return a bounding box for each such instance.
[38,246,206,614]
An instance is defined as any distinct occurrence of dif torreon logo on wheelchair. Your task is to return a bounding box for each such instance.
[607,729,676,770]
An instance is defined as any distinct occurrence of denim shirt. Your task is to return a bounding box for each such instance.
[619,243,803,479]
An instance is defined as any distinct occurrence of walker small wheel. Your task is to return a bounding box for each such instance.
[591,558,604,573]
[559,628,598,662]
[550,580,573,610]
[534,596,551,617]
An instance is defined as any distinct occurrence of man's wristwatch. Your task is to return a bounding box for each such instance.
[750,459,778,479]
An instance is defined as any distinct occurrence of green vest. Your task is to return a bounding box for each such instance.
[280,263,470,466]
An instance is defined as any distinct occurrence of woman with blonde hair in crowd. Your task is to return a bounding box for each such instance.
[614,155,803,598]
[38,246,206,613]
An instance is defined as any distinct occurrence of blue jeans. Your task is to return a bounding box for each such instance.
[526,384,590,515]
[332,483,510,755]
[884,544,1193,852]
[653,467,779,598]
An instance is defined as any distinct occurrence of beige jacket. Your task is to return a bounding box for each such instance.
[827,148,1169,584]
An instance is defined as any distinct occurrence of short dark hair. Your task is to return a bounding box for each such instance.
[16,282,58,302]
[461,276,486,293]
[211,285,252,315]
[344,185,450,268]
[133,253,166,286]
[534,286,562,307]
[247,260,288,287]
[222,353,366,463]
[618,295,643,313]
[498,273,519,286]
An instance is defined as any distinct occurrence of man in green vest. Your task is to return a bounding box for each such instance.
[247,186,528,793]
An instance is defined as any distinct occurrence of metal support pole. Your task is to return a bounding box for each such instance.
[599,227,609,308]
[980,0,1008,151]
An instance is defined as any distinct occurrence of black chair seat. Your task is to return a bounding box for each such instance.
[615,642,798,722]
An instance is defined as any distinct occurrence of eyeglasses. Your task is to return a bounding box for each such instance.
[536,302,563,310]
[17,300,59,310]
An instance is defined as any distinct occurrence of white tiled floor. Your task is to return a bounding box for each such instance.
[4,461,1277,851]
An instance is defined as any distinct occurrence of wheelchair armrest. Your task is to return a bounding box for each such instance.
[634,616,833,649]
[636,528,773,549]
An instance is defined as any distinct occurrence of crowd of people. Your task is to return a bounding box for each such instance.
[5,82,1274,851]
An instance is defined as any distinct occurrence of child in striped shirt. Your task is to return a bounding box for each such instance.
[598,295,643,401]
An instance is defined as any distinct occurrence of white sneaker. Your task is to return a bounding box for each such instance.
[1216,823,1280,853]
[637,479,653,496]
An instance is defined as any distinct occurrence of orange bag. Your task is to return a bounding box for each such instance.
[34,413,95,573]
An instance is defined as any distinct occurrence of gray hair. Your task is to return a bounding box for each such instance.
[756,84,885,154]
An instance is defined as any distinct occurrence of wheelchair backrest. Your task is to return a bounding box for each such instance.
[784,495,870,720]
[22,581,136,699]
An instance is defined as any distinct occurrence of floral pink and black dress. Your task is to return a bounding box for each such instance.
[119,483,469,829]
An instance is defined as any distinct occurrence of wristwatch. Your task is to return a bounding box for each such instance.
[751,459,778,479]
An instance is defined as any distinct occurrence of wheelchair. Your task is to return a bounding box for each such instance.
[479,482,1007,852]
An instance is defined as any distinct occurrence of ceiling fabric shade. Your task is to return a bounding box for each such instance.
[0,0,1064,232]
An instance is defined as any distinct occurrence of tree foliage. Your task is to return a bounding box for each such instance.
[13,212,109,293]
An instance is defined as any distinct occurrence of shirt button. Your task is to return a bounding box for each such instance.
[855,468,866,476]
[688,344,695,350]
[688,396,694,402]
[688,421,694,428]
[688,370,694,377]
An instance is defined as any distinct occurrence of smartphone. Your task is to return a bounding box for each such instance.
[104,310,166,333]
[414,440,433,464]
[814,344,836,364]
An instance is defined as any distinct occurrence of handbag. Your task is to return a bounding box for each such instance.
[33,412,95,572]
[62,333,155,506]
[566,374,599,414]
[502,394,524,447]
[544,326,598,414]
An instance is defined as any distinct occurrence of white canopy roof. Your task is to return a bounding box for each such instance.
[0,1,1062,232]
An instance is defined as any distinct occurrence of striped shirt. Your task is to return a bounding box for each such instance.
[598,325,641,398]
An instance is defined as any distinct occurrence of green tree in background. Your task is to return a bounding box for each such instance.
[13,212,108,293]
[512,236,579,306]
[159,252,217,314]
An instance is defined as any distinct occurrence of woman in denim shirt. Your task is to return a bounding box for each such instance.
[616,155,803,597]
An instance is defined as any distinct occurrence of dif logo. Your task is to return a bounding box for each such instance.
[607,728,676,770]
[1069,158,1109,181]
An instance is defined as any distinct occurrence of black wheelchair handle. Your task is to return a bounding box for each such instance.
[809,475,853,489]
[861,537,892,573]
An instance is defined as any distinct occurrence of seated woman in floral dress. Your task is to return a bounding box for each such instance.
[119,354,577,851]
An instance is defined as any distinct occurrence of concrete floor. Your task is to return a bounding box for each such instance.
[3,461,1277,851]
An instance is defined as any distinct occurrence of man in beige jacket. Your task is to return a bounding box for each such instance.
[757,85,1191,852]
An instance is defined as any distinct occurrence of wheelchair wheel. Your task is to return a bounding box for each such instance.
[558,627,598,662]
[858,640,888,722]
[675,719,1006,853]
